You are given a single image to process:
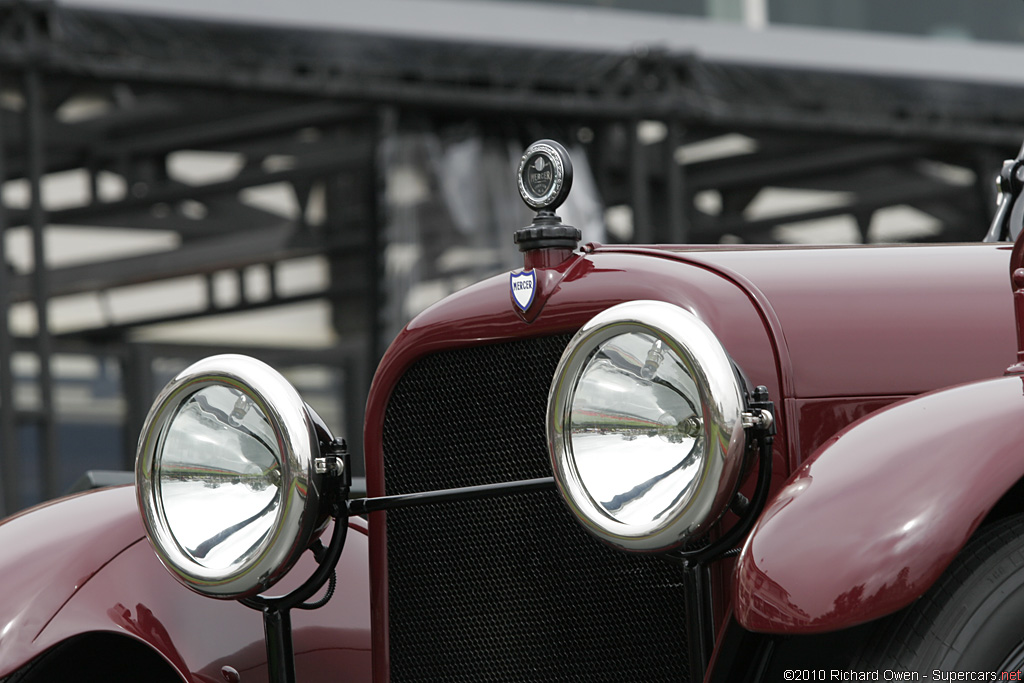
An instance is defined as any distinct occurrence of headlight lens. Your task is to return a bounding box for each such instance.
[548,301,748,552]
[136,355,324,599]
[159,385,283,573]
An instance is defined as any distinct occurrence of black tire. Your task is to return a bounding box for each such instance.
[3,634,183,683]
[857,514,1024,672]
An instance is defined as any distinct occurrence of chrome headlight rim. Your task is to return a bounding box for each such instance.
[547,300,748,553]
[136,354,322,599]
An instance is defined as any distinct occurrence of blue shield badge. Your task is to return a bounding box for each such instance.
[510,269,536,312]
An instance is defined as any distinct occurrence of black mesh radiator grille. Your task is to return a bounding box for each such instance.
[382,335,690,682]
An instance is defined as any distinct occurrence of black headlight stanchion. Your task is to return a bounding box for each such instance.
[681,559,715,682]
[261,604,296,683]
[240,438,352,683]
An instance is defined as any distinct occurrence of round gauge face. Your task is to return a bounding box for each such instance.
[517,140,572,211]
[524,152,556,200]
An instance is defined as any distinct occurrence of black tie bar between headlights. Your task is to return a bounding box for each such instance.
[347,477,557,516]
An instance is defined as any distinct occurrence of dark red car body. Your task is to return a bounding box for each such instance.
[0,485,371,682]
[2,235,1023,681]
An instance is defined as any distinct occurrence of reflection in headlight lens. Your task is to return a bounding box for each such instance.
[570,332,705,527]
[548,300,749,553]
[138,354,327,598]
[158,385,282,572]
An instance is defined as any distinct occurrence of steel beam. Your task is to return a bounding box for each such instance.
[704,181,975,240]
[4,145,368,231]
[23,52,59,501]
[0,72,16,516]
[9,223,362,303]
[630,121,652,243]
[60,288,352,340]
[687,141,936,192]
[120,345,152,470]
[12,336,359,369]
[97,102,369,160]
[666,120,689,243]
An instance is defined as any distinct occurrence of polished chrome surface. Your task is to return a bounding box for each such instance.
[741,408,774,431]
[314,455,345,476]
[159,385,282,572]
[136,354,324,598]
[569,332,706,527]
[548,300,748,552]
[517,141,566,210]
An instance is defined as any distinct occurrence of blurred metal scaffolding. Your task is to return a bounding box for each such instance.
[2,0,1024,513]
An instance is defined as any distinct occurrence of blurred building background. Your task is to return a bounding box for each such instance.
[2,0,1024,514]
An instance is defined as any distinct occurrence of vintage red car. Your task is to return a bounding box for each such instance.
[3,139,1024,682]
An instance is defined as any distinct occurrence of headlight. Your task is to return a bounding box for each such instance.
[136,355,326,599]
[547,301,749,552]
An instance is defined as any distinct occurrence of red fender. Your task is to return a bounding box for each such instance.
[734,375,1024,634]
[0,486,143,675]
[0,486,370,682]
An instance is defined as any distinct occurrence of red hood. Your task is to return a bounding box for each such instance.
[374,242,1015,407]
[675,242,1015,398]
